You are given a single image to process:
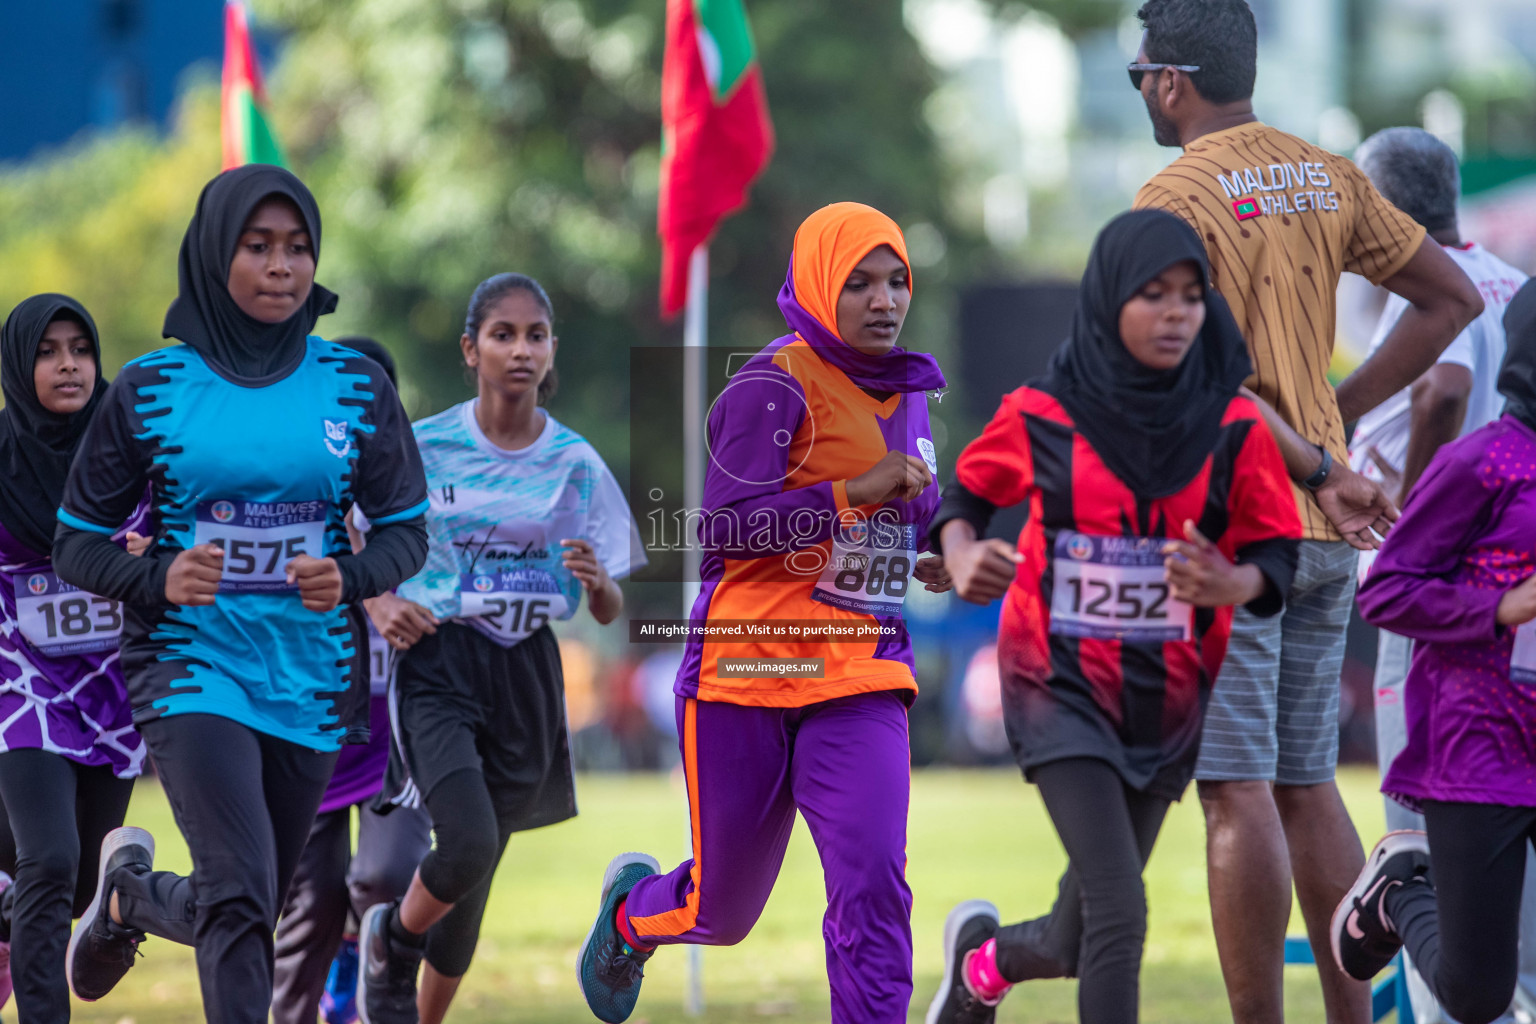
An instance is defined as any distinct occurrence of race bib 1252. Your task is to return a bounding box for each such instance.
[1049,531,1192,643]
[193,499,328,593]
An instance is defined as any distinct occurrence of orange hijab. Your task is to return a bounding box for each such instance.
[776,203,946,393]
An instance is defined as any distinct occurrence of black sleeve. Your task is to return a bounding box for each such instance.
[58,376,155,536]
[53,526,173,607]
[351,372,429,525]
[1235,537,1299,618]
[54,375,169,605]
[335,516,428,605]
[927,480,999,555]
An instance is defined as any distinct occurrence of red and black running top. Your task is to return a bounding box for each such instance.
[934,387,1302,798]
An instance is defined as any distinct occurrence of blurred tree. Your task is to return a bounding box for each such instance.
[0,0,983,466]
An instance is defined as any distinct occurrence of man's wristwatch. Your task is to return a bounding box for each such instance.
[1302,445,1333,492]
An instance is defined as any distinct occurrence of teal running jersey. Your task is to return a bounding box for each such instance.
[397,401,643,648]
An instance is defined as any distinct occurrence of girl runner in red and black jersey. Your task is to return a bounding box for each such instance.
[923,210,1302,1024]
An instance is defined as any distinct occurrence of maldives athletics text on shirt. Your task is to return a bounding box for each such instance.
[1134,121,1425,542]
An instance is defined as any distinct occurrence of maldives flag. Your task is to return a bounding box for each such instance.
[221,1,286,170]
[658,0,774,315]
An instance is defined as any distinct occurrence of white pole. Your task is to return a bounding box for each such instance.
[681,243,707,1017]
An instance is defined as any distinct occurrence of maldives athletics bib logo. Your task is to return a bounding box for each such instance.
[211,500,236,524]
[27,574,48,596]
[1232,196,1262,221]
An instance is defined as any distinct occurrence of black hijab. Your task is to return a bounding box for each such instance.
[1035,209,1253,500]
[0,295,109,555]
[163,164,337,379]
[1499,278,1536,433]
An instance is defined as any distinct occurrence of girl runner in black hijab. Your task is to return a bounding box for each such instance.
[52,164,430,1024]
[0,295,147,1024]
[924,210,1302,1024]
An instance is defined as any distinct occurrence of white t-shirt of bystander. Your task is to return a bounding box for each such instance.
[1350,242,1527,479]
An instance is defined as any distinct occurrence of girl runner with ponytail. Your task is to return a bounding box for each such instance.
[52,164,430,1024]
[0,294,147,1023]
[576,202,952,1024]
[358,272,643,1024]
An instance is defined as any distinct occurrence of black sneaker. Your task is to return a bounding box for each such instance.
[1331,830,1430,981]
[575,852,660,1023]
[925,899,1005,1024]
[358,901,423,1024]
[66,826,154,1001]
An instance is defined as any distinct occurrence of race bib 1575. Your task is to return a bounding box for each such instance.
[193,499,328,593]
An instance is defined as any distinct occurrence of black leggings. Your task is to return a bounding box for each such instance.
[1385,800,1536,1024]
[415,767,516,977]
[992,758,1172,1024]
[112,715,337,1024]
[0,750,134,1024]
[270,799,432,1024]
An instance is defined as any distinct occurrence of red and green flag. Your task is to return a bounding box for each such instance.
[221,0,286,170]
[658,0,774,315]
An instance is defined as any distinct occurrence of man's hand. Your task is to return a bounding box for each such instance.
[1162,521,1264,608]
[1314,460,1399,551]
[913,555,953,593]
[285,554,343,613]
[366,592,439,650]
[165,544,223,606]
[1364,446,1404,509]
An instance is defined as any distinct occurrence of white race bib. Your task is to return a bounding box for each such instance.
[365,618,392,695]
[193,499,328,593]
[457,568,570,645]
[810,520,918,617]
[13,571,122,656]
[1512,621,1536,684]
[1049,531,1192,643]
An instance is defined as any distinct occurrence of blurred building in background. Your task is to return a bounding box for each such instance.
[0,0,222,162]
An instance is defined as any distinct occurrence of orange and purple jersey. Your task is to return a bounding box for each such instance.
[677,335,941,707]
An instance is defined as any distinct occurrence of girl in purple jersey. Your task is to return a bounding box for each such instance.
[0,294,146,1023]
[1335,282,1536,1024]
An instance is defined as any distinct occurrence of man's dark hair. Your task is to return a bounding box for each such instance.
[1355,127,1460,233]
[1137,0,1257,105]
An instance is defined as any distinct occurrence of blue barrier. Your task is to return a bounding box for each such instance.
[1284,935,1415,1023]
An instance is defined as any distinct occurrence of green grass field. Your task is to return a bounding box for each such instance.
[66,767,1389,1023]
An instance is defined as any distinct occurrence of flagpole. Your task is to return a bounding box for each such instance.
[681,242,707,1017]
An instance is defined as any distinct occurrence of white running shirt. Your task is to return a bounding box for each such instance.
[1350,242,1527,479]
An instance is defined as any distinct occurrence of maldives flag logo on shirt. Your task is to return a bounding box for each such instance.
[1232,197,1262,220]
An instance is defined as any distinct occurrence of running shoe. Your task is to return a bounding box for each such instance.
[575,852,660,1024]
[66,826,154,1001]
[925,899,1005,1024]
[358,902,422,1024]
[1331,829,1431,981]
[321,935,361,1024]
[0,870,13,1010]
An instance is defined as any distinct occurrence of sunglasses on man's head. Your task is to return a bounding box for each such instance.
[1127,62,1201,90]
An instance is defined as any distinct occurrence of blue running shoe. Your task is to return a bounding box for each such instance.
[321,936,360,1024]
[575,853,661,1023]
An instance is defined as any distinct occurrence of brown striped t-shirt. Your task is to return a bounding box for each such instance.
[1135,121,1425,540]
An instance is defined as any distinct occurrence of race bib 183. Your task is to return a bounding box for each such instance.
[1049,531,1192,643]
[13,571,122,656]
[810,520,918,618]
[193,500,328,593]
[458,568,570,645]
